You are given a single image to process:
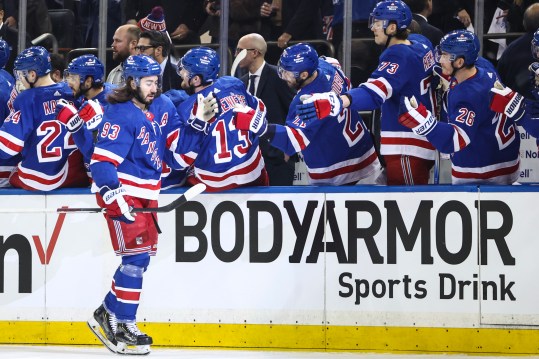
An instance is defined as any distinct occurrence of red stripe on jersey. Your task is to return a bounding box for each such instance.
[451,125,469,150]
[369,79,389,97]
[114,288,141,302]
[18,167,64,185]
[288,127,308,150]
[0,135,23,153]
[381,136,436,150]
[0,171,9,179]
[166,129,179,148]
[198,151,263,182]
[120,177,162,191]
[181,153,195,166]
[452,162,520,179]
[309,151,378,180]
[91,153,120,166]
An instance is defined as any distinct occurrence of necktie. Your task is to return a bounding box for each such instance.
[248,74,257,95]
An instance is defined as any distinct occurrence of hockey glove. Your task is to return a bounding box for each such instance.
[99,184,135,224]
[490,81,525,122]
[56,99,83,132]
[232,101,268,136]
[188,92,218,134]
[398,96,437,136]
[433,65,451,92]
[79,99,104,130]
[529,62,539,99]
[297,92,343,121]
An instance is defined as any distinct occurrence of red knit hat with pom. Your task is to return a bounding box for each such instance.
[138,6,167,33]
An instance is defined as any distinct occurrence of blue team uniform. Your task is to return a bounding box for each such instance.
[269,58,380,185]
[348,39,437,161]
[0,69,15,186]
[0,82,88,190]
[426,67,521,184]
[176,76,267,191]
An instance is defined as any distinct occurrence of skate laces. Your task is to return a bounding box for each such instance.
[108,313,118,333]
[125,322,144,336]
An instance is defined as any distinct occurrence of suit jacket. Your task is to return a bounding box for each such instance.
[241,63,296,185]
[161,56,182,92]
[412,14,444,47]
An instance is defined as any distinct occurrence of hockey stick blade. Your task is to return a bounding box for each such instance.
[230,49,247,77]
[1,183,207,214]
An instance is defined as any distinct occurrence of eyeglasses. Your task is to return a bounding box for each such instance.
[135,45,155,52]
[235,48,256,55]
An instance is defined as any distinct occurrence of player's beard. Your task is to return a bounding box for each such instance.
[181,79,197,95]
[135,88,155,106]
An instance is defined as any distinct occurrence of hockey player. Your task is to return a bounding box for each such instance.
[398,30,521,184]
[0,39,15,186]
[0,46,88,190]
[176,47,269,191]
[235,43,383,185]
[83,55,202,355]
[297,0,436,185]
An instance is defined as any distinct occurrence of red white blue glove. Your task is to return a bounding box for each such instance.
[398,96,437,136]
[99,184,135,224]
[233,100,268,136]
[297,92,343,121]
[188,92,218,134]
[433,65,451,92]
[490,81,525,121]
[56,99,83,132]
[78,99,104,130]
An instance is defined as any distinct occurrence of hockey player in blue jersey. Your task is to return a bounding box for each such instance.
[0,39,15,186]
[84,55,200,355]
[235,43,383,185]
[399,30,521,184]
[0,46,88,190]
[297,0,436,185]
[176,47,269,191]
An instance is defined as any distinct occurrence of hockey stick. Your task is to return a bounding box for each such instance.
[230,49,247,77]
[1,183,206,214]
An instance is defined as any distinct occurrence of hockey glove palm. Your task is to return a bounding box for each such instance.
[188,92,218,134]
[433,65,451,92]
[398,96,437,136]
[99,184,135,224]
[56,99,83,132]
[490,81,525,121]
[79,99,104,130]
[297,92,343,121]
[232,100,268,136]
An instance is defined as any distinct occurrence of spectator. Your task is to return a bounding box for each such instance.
[136,30,182,92]
[49,53,65,83]
[123,0,207,45]
[80,0,122,48]
[2,0,52,40]
[236,33,296,186]
[404,0,444,46]
[277,0,324,48]
[429,0,472,33]
[497,2,539,99]
[106,24,141,85]
[0,1,30,72]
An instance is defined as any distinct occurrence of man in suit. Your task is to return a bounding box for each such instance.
[236,33,296,186]
[136,30,181,92]
[404,0,444,46]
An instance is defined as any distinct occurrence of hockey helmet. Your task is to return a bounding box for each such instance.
[123,54,162,87]
[178,47,220,83]
[369,0,412,30]
[0,40,10,69]
[277,43,318,81]
[438,30,479,66]
[65,54,105,85]
[532,29,539,60]
[13,46,51,77]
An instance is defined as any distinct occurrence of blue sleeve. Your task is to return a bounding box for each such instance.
[90,161,120,189]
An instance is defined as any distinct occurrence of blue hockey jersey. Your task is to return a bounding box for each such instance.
[270,58,380,185]
[348,39,437,160]
[0,69,15,187]
[0,82,84,190]
[176,76,266,191]
[426,67,520,184]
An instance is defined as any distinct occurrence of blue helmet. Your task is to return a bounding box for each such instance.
[369,0,412,30]
[66,54,104,84]
[179,47,220,83]
[439,30,479,66]
[532,29,539,60]
[14,46,51,76]
[123,54,161,85]
[277,43,318,80]
[0,40,10,69]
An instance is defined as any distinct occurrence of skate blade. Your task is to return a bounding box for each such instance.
[116,342,151,356]
[87,318,118,354]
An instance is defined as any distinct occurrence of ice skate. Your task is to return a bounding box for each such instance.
[87,305,118,353]
[114,322,152,355]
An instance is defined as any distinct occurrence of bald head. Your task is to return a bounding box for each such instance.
[524,3,539,33]
[236,33,267,73]
[240,33,267,55]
